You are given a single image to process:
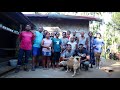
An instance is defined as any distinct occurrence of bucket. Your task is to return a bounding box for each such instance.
[9,59,18,67]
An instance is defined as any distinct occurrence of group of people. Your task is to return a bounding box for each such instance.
[15,24,104,73]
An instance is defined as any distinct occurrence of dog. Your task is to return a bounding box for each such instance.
[66,56,81,77]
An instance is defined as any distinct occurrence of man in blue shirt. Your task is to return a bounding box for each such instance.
[52,32,62,69]
[32,27,43,71]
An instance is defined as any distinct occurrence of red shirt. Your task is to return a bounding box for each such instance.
[19,31,35,50]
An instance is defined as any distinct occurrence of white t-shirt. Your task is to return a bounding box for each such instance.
[42,38,52,52]
[67,41,77,51]
[60,37,69,49]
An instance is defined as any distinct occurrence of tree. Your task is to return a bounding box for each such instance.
[112,12,120,29]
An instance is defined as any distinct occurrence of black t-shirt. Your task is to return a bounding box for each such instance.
[74,49,89,60]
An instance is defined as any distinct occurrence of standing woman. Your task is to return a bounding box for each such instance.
[15,24,35,73]
[41,32,52,69]
[93,33,104,69]
[52,32,62,69]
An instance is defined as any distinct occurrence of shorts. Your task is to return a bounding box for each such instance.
[42,51,51,56]
[32,47,40,56]
[94,52,101,61]
[53,52,60,62]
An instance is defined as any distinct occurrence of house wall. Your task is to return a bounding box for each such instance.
[29,18,90,38]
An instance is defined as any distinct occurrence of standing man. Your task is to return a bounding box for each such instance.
[60,32,69,62]
[86,31,95,68]
[70,31,76,40]
[67,37,77,52]
[15,24,35,73]
[31,27,43,71]
[78,32,88,50]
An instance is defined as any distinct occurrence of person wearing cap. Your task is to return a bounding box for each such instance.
[93,33,104,69]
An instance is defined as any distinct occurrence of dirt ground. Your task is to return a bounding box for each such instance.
[1,58,120,78]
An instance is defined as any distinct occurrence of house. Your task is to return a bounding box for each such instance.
[25,14,102,38]
[0,12,35,63]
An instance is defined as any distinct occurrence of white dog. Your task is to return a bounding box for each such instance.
[66,56,81,77]
[59,61,67,67]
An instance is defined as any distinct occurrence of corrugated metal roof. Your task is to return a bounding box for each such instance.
[25,14,102,22]
[0,12,35,27]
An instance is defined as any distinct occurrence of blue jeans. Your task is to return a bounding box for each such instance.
[17,48,31,66]
[90,51,95,65]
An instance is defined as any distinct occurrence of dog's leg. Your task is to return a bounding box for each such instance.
[66,66,69,72]
[77,68,80,74]
[72,68,76,77]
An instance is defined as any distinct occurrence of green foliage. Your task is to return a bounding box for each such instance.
[112,12,120,28]
[118,46,120,52]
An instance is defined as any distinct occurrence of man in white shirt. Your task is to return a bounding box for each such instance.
[78,32,88,49]
[67,37,77,51]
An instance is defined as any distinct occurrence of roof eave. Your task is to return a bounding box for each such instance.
[25,14,102,22]
[16,12,35,27]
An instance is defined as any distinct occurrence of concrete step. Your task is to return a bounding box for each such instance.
[0,61,15,77]
[0,66,15,77]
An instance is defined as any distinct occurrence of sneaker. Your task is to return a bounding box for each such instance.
[24,68,29,72]
[90,65,93,68]
[96,67,99,69]
[85,65,89,71]
[98,67,101,69]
